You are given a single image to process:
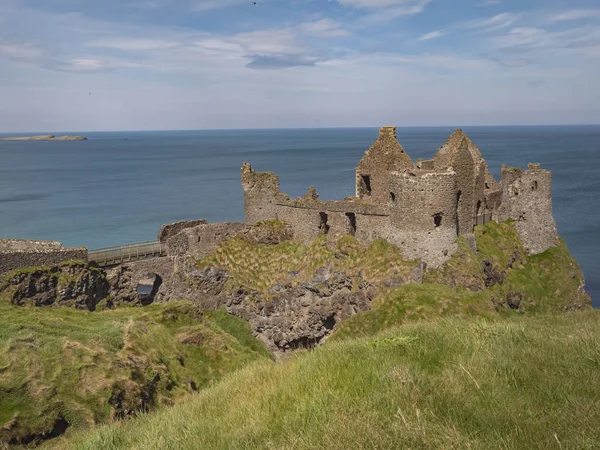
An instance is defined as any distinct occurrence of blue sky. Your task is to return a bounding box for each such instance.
[1,0,599,131]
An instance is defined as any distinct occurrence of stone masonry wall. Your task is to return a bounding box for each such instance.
[355,126,413,202]
[166,222,246,259]
[498,164,559,255]
[0,248,89,275]
[388,171,458,267]
[158,220,207,243]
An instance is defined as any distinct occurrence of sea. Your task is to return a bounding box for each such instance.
[0,126,598,305]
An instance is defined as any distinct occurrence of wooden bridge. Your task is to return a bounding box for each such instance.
[88,240,166,267]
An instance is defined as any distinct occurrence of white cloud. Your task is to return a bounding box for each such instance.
[57,58,113,72]
[550,10,600,23]
[476,0,501,6]
[0,42,45,63]
[336,0,431,25]
[337,0,422,7]
[419,30,446,41]
[465,12,518,31]
[88,39,181,51]
[299,19,351,37]
[192,0,250,12]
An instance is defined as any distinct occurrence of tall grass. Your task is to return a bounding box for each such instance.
[53,311,600,449]
[0,301,269,445]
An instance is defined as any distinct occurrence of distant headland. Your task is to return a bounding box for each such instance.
[0,134,87,141]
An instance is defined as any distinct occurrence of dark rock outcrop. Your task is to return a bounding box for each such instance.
[1,263,109,311]
[107,266,164,306]
[187,266,382,352]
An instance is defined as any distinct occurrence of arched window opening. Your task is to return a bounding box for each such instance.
[346,213,356,236]
[319,212,330,234]
[359,175,372,196]
[433,213,443,228]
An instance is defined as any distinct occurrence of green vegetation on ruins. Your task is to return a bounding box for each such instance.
[51,312,600,450]
[197,232,419,297]
[333,221,589,341]
[0,299,269,446]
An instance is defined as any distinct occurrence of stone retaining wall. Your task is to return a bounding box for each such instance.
[0,239,88,275]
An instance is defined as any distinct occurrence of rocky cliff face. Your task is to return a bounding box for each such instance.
[181,231,425,352]
[0,262,109,311]
[0,221,590,354]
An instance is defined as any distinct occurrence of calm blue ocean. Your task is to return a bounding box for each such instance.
[0,126,598,305]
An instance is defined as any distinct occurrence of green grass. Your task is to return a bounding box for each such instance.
[424,221,590,311]
[196,234,419,297]
[330,284,498,342]
[0,301,269,445]
[4,220,592,447]
[51,311,600,450]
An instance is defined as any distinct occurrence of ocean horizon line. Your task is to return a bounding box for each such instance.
[2,123,600,135]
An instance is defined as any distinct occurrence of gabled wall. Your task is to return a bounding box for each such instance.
[355,126,413,203]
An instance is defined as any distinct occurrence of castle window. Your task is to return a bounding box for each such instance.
[390,192,396,202]
[359,175,372,196]
[346,213,357,236]
[433,213,443,228]
[319,212,330,234]
[532,181,538,191]
[485,182,490,189]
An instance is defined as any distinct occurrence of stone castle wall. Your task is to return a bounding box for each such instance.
[0,239,88,275]
[498,164,558,255]
[158,220,208,243]
[166,222,246,259]
[387,170,458,266]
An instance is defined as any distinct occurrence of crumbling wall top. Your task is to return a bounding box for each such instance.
[0,239,63,253]
[241,162,280,194]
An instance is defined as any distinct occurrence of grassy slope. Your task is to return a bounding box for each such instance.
[9,220,593,447]
[0,301,269,445]
[427,221,590,311]
[52,312,600,450]
[332,221,589,341]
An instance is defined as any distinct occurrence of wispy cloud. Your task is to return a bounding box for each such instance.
[337,0,431,25]
[550,9,600,23]
[418,30,446,41]
[476,0,501,6]
[1,0,600,131]
[192,0,251,12]
[299,19,351,37]
[465,12,519,31]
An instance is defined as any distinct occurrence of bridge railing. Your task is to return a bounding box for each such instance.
[89,240,166,267]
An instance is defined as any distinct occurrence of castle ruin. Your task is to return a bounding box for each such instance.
[1,127,560,276]
[242,127,559,267]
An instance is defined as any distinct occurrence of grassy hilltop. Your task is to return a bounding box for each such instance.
[0,301,269,447]
[0,220,595,448]
[50,313,600,450]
